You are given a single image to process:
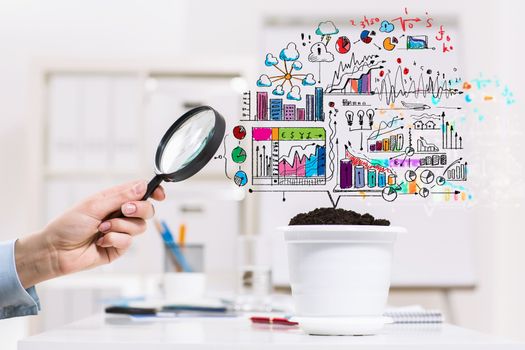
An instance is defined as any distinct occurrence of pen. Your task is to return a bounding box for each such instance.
[153,218,182,272]
[105,306,157,315]
[178,223,186,248]
[105,305,237,319]
[250,316,298,326]
[162,305,228,313]
[160,220,192,272]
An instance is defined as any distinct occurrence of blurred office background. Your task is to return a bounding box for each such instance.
[0,0,523,348]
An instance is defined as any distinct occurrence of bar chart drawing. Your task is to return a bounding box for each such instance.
[441,113,463,150]
[245,89,324,121]
[443,158,467,181]
[270,98,283,120]
[368,133,404,152]
[252,127,326,186]
[337,158,394,190]
[257,92,268,121]
[335,146,395,193]
[242,91,251,120]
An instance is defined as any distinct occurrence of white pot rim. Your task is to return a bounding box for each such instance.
[279,225,406,243]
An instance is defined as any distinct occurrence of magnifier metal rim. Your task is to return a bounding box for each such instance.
[154,105,226,182]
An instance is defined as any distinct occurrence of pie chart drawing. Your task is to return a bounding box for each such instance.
[234,170,248,187]
[420,169,435,184]
[335,36,351,54]
[231,146,247,164]
[382,186,398,202]
[360,30,375,44]
[405,170,417,182]
[436,176,446,186]
[233,125,246,140]
[419,187,430,198]
[383,36,398,51]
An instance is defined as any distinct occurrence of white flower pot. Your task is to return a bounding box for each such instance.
[280,225,405,335]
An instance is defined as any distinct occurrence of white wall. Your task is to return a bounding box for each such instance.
[0,0,523,346]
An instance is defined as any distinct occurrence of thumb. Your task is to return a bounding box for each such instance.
[83,180,147,220]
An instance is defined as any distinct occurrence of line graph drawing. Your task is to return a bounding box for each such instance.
[373,66,462,105]
[251,127,326,186]
[416,136,439,152]
[406,35,430,49]
[326,53,384,94]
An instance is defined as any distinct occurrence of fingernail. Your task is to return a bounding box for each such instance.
[123,203,137,215]
[133,181,147,196]
[99,221,111,232]
[96,237,104,245]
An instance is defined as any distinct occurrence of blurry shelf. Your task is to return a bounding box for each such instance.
[43,169,141,180]
[163,180,245,201]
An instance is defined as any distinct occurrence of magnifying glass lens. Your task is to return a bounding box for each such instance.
[159,109,216,174]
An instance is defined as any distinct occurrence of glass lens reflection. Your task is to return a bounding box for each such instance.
[159,109,216,174]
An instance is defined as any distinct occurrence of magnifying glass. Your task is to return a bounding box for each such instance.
[141,105,226,200]
[97,105,225,235]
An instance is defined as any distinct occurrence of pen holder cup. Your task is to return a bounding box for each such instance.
[163,244,206,302]
[164,243,205,273]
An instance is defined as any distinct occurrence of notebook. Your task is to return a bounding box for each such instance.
[384,305,444,324]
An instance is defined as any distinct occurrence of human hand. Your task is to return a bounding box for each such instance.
[15,180,165,288]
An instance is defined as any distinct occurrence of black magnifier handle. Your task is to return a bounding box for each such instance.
[141,174,164,201]
[95,175,164,241]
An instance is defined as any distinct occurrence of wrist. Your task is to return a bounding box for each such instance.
[15,231,60,289]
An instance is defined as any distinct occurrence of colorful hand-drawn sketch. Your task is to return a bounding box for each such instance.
[225,8,478,206]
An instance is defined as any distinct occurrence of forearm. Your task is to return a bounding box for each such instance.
[15,231,60,289]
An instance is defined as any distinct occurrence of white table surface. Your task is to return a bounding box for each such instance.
[19,314,524,350]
